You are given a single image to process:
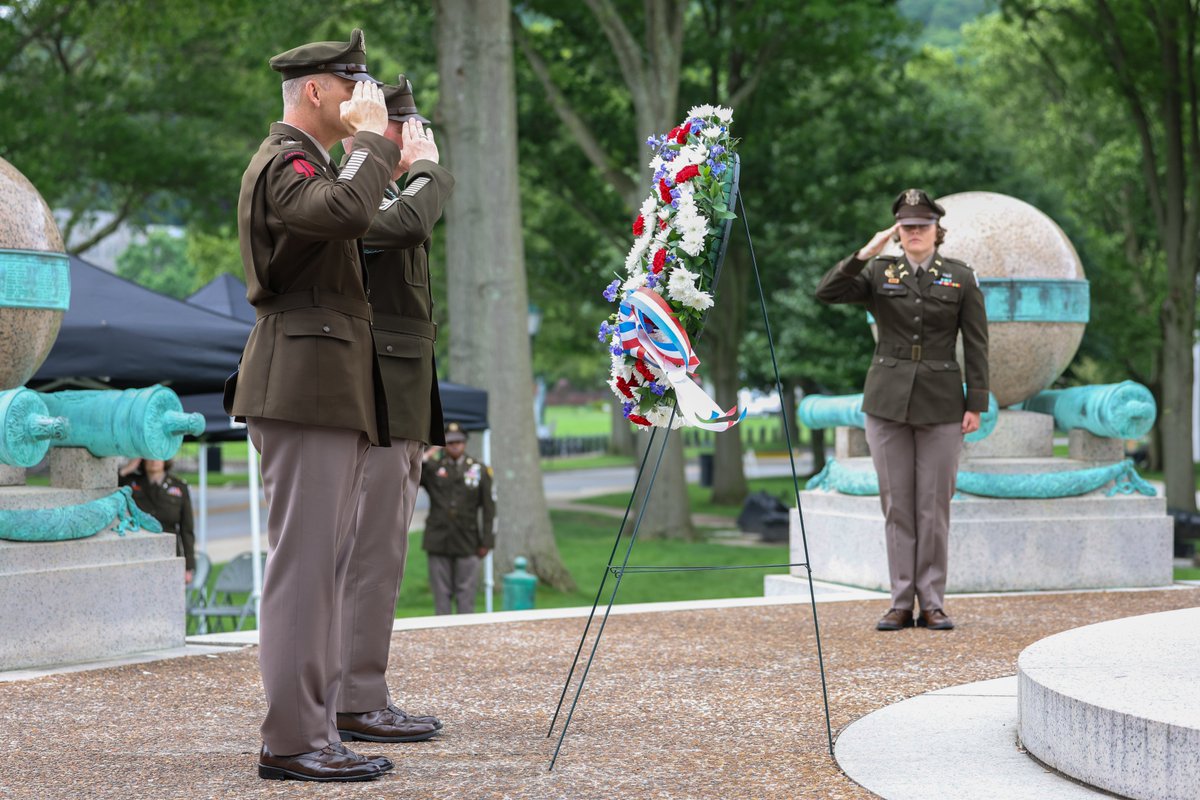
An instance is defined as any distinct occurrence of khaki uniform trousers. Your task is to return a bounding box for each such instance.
[427,554,480,615]
[864,414,962,613]
[248,417,370,756]
[337,439,423,713]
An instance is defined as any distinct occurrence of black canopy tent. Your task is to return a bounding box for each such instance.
[31,257,249,395]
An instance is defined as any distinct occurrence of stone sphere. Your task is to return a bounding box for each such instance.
[884,191,1086,407]
[0,157,67,391]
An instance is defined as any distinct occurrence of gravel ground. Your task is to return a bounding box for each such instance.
[2,588,1198,800]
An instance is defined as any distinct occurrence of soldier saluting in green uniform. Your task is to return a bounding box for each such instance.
[334,76,454,746]
[420,422,496,615]
[225,29,402,784]
[118,458,195,585]
[816,189,989,634]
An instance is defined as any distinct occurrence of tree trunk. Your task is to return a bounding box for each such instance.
[1160,265,1196,511]
[609,404,635,456]
[810,427,826,478]
[781,377,801,450]
[632,431,694,540]
[704,248,748,506]
[435,0,575,590]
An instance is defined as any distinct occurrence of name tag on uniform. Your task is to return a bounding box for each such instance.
[879,283,908,296]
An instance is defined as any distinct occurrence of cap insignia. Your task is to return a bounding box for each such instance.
[904,189,921,206]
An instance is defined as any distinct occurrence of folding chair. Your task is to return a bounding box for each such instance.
[190,551,265,632]
[186,552,212,634]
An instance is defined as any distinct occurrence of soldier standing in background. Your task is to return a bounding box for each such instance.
[421,422,496,614]
[815,189,989,634]
[226,29,400,783]
[335,76,455,745]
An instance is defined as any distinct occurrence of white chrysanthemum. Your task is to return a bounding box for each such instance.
[640,193,658,218]
[714,106,733,124]
[623,271,647,292]
[667,267,715,311]
[625,232,652,271]
[688,104,716,119]
[674,144,708,169]
[610,354,633,382]
[648,154,664,173]
[701,125,721,140]
[646,404,687,429]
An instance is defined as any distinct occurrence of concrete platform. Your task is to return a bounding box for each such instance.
[836,676,1107,799]
[1018,607,1200,800]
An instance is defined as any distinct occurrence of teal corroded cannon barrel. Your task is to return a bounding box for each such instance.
[798,394,865,430]
[799,389,999,442]
[40,385,205,459]
[0,388,70,467]
[1022,381,1156,439]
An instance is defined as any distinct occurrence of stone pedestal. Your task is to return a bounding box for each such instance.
[834,426,869,459]
[0,526,183,671]
[963,410,1053,459]
[784,480,1172,593]
[0,465,24,486]
[1068,429,1124,462]
[49,448,120,489]
[1018,608,1200,799]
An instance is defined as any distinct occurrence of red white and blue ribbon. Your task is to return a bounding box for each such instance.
[618,287,744,430]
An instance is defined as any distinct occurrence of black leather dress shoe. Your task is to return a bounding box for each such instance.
[258,744,382,782]
[329,740,394,773]
[338,707,440,743]
[917,608,955,630]
[387,703,443,731]
[875,607,915,631]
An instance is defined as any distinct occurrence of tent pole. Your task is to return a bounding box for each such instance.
[248,434,263,624]
[197,444,209,555]
[482,428,494,613]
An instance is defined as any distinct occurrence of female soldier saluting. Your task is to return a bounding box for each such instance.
[815,189,988,632]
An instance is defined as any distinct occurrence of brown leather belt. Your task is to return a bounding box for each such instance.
[372,311,438,340]
[877,343,956,361]
[254,288,372,322]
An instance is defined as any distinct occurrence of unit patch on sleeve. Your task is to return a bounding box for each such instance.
[283,150,316,178]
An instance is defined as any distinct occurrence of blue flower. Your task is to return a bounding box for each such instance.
[622,401,635,418]
[666,253,676,262]
[662,149,677,162]
[650,382,666,396]
[654,166,667,182]
[690,120,703,133]
[646,273,659,288]
[610,342,625,357]
[645,135,657,148]
[602,279,620,302]
[669,187,681,199]
[712,162,726,175]
[597,321,612,341]
[710,145,725,157]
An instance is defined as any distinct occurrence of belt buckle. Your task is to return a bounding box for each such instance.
[911,345,922,361]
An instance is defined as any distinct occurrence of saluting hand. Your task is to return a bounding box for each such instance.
[340,81,388,137]
[962,411,981,435]
[398,118,439,174]
[856,223,900,261]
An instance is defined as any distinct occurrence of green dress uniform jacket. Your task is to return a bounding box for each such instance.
[358,159,456,445]
[816,251,989,424]
[420,452,496,557]
[119,472,195,571]
[228,122,402,445]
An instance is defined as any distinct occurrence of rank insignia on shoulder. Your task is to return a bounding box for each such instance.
[283,150,316,178]
[401,176,430,197]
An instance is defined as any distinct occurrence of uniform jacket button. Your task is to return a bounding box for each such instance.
[386,345,394,352]
[322,325,331,333]
[912,334,919,341]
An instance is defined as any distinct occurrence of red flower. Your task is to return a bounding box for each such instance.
[634,361,655,383]
[615,376,635,398]
[674,127,689,144]
[652,248,667,273]
[675,164,699,183]
[628,414,652,427]
[667,126,681,140]
[632,215,645,236]
[658,217,668,231]
[658,179,672,203]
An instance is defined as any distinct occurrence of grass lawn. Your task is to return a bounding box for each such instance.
[197,507,790,629]
[578,476,804,518]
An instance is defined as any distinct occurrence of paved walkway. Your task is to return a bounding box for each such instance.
[2,586,1198,799]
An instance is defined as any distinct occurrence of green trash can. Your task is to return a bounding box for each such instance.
[502,556,538,610]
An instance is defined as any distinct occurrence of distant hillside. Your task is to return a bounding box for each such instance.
[899,0,994,48]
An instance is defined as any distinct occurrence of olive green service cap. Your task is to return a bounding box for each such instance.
[269,28,379,83]
[892,188,945,225]
[383,76,431,123]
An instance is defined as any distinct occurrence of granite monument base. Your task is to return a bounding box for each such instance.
[0,522,184,671]
[1018,607,1200,800]
[771,481,1172,595]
